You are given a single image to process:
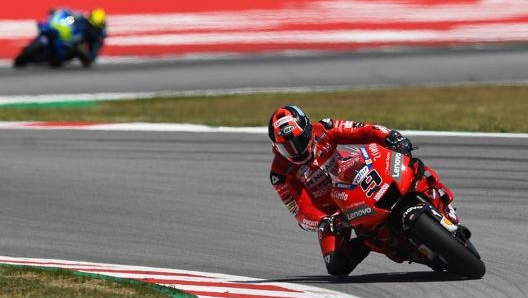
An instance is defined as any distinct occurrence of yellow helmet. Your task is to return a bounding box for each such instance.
[88,8,106,29]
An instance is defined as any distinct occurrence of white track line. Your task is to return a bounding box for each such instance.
[0,121,526,138]
[0,256,360,298]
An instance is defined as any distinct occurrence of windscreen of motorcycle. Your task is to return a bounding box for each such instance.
[335,147,368,185]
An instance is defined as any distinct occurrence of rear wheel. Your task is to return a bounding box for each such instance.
[410,213,485,279]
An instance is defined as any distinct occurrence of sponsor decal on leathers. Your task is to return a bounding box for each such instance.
[270,172,286,185]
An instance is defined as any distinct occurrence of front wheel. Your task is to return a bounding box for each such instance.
[13,41,48,68]
[410,214,485,279]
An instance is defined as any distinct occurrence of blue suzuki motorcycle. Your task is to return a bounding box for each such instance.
[14,9,85,68]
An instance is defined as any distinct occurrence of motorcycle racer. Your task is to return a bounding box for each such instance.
[268,105,416,276]
[76,8,107,67]
[15,7,106,68]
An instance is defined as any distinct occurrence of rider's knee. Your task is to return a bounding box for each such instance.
[323,251,359,277]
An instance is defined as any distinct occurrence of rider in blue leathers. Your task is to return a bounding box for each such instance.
[14,8,106,68]
[76,8,107,67]
[46,8,106,67]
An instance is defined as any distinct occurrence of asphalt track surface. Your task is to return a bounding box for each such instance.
[0,47,527,298]
[1,46,528,95]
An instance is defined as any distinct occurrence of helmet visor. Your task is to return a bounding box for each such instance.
[275,125,313,162]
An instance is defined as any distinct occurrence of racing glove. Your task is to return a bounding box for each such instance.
[318,214,350,235]
[386,130,414,156]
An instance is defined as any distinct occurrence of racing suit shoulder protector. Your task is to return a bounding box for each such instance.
[319,118,334,129]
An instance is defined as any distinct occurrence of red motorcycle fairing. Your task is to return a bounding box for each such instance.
[331,143,413,228]
[320,143,484,278]
[330,144,444,260]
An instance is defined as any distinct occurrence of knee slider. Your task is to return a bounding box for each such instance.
[324,252,356,277]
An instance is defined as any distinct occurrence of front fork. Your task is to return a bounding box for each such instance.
[399,197,459,234]
[409,158,460,224]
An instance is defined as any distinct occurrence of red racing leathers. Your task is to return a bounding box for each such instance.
[269,119,395,275]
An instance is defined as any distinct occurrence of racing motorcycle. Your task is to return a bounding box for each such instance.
[13,9,85,68]
[329,143,485,279]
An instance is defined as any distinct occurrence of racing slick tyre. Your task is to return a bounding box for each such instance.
[410,214,485,279]
[13,52,30,68]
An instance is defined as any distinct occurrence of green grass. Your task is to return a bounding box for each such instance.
[0,266,195,298]
[0,84,527,132]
